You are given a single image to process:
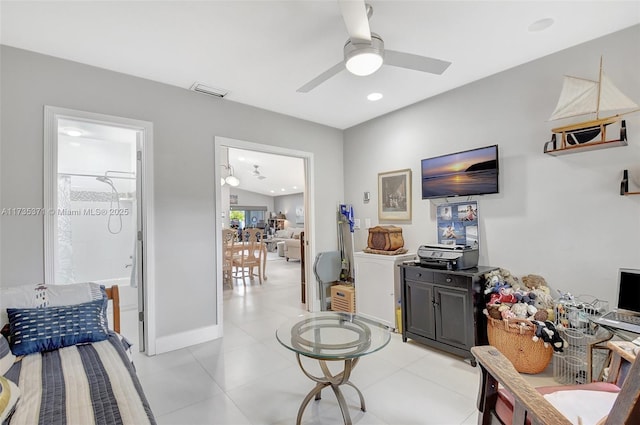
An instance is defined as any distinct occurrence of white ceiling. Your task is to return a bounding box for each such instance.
[2,1,639,130]
[225,148,305,197]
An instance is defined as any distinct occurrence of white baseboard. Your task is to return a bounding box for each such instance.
[155,324,223,354]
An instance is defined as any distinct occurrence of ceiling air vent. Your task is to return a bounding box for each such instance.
[189,82,229,98]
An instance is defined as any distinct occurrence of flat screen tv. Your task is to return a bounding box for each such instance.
[421,145,499,199]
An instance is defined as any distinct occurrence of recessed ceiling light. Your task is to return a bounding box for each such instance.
[270,190,275,193]
[367,92,383,101]
[528,18,554,32]
[281,188,286,192]
[292,186,297,190]
[63,128,83,137]
[238,156,245,161]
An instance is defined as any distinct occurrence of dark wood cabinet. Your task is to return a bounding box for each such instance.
[400,264,496,364]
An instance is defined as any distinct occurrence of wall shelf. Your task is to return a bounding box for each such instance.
[620,170,640,195]
[544,138,627,156]
[544,119,628,156]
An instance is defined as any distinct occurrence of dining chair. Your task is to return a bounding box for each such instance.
[232,228,264,284]
[222,228,236,288]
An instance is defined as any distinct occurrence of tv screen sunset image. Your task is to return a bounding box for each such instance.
[422,145,498,199]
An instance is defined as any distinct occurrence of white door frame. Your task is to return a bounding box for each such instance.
[214,136,319,322]
[43,106,157,355]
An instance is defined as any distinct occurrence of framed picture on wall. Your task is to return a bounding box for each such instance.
[378,168,412,221]
[230,194,238,205]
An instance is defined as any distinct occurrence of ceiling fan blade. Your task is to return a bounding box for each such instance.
[385,50,452,75]
[338,0,371,43]
[296,61,344,93]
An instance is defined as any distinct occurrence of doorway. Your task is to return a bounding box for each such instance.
[43,106,155,354]
[214,137,318,320]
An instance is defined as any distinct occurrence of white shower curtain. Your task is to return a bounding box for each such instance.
[56,175,75,283]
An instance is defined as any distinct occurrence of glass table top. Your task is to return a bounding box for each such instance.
[276,312,391,360]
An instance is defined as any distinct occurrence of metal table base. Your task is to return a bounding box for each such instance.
[295,354,365,425]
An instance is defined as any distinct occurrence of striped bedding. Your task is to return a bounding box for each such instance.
[3,333,156,425]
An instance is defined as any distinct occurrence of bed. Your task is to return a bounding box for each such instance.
[0,284,156,425]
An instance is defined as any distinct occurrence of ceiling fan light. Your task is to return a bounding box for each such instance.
[225,175,240,187]
[344,34,385,77]
[346,52,383,76]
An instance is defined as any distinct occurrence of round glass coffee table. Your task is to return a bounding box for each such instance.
[276,312,391,425]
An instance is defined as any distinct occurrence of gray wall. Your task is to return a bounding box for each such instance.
[274,193,305,227]
[0,45,343,340]
[344,25,640,308]
[229,187,275,213]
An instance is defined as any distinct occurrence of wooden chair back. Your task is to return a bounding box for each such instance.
[242,228,264,258]
[234,228,264,283]
[222,229,236,286]
[471,344,640,425]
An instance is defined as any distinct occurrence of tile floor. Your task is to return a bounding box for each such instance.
[124,252,556,425]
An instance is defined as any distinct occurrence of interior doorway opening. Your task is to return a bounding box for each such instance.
[214,137,317,327]
[44,106,155,354]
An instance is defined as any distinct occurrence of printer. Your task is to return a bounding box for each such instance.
[417,244,479,270]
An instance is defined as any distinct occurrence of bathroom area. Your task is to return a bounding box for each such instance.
[56,118,140,319]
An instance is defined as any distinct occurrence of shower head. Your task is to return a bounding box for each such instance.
[96,175,115,186]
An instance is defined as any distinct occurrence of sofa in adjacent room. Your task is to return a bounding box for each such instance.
[270,228,303,260]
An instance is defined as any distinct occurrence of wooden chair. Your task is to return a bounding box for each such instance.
[222,228,236,288]
[232,228,264,284]
[471,341,640,425]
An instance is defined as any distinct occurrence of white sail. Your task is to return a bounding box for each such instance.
[549,76,598,121]
[598,73,639,113]
[550,72,639,121]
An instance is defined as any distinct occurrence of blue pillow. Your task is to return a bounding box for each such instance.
[7,298,109,356]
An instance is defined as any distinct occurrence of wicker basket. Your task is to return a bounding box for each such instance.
[487,316,553,374]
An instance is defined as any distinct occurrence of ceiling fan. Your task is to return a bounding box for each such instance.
[297,0,452,93]
[251,165,267,180]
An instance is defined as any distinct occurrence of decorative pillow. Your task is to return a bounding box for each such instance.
[7,298,109,356]
[274,229,291,239]
[0,282,104,326]
[0,335,15,375]
[0,376,20,424]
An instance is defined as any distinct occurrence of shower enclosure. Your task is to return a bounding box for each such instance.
[56,171,137,287]
[54,118,140,314]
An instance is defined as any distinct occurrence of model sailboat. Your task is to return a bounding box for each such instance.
[545,58,639,153]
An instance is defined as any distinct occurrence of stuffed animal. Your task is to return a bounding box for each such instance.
[489,292,518,305]
[532,320,567,352]
[484,269,519,294]
[510,303,528,318]
[501,308,516,320]
[498,268,520,288]
[522,274,547,290]
[530,288,554,310]
[484,272,508,295]
[533,309,549,321]
[514,290,535,305]
[484,305,500,320]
